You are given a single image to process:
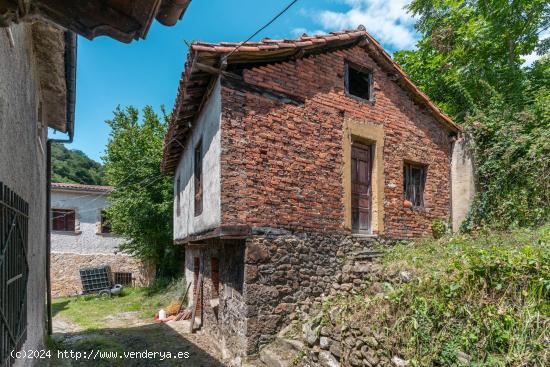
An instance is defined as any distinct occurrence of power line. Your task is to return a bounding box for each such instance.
[52,135,181,204]
[222,0,299,62]
[51,172,171,221]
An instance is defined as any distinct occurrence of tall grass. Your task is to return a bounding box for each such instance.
[323,226,550,366]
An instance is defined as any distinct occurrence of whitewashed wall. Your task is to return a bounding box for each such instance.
[173,77,222,240]
[51,190,125,254]
[451,136,476,232]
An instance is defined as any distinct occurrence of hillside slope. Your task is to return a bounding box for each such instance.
[51,144,105,185]
[297,226,549,366]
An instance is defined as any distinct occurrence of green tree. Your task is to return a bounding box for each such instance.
[464,59,550,228]
[52,144,105,185]
[103,106,180,276]
[393,0,550,228]
[395,0,549,120]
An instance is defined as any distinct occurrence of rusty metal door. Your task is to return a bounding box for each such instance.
[351,143,373,234]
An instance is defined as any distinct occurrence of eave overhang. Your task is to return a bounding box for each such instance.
[0,0,191,43]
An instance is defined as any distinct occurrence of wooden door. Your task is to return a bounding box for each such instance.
[351,143,373,233]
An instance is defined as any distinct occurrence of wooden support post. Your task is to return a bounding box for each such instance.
[178,282,192,314]
[188,272,202,333]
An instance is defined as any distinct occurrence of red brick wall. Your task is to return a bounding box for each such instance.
[220,45,452,238]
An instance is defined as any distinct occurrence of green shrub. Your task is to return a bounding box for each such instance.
[431,219,447,239]
[462,62,550,230]
[320,225,550,366]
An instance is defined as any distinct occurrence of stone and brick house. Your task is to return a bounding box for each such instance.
[161,27,474,363]
[1,2,190,366]
[50,183,153,297]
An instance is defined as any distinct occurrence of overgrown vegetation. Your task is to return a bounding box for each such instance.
[52,144,105,185]
[317,226,550,366]
[394,0,550,228]
[103,106,181,277]
[463,57,550,229]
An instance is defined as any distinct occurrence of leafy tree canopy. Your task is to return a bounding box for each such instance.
[52,144,105,185]
[395,0,549,120]
[102,106,181,276]
[394,0,550,228]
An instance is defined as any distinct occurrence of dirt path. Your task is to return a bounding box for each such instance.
[49,313,225,367]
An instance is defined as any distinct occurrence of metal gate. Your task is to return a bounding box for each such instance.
[0,182,29,367]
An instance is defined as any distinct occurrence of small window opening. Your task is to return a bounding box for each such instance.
[176,177,181,217]
[346,62,373,101]
[100,210,111,234]
[194,140,203,216]
[52,209,75,232]
[404,162,427,207]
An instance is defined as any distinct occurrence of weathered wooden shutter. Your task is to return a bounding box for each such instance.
[420,166,427,207]
[404,164,412,202]
[194,140,203,216]
[176,177,181,217]
[1,182,29,367]
[66,210,75,232]
[52,209,63,231]
[52,209,75,232]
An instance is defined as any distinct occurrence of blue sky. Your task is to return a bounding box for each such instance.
[62,0,420,162]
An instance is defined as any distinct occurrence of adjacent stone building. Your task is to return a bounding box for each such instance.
[50,183,153,297]
[161,27,474,363]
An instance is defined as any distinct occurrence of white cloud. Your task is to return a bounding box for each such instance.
[307,0,418,50]
[522,51,542,67]
[291,27,326,37]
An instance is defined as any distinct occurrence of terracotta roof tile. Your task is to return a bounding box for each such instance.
[294,40,314,47]
[51,182,113,193]
[258,44,281,50]
[161,26,460,174]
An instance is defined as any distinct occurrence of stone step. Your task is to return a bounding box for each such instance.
[351,250,384,260]
[258,337,304,367]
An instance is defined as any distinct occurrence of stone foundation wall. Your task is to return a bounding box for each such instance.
[184,240,248,364]
[293,253,411,367]
[242,230,379,357]
[187,231,387,364]
[51,252,154,297]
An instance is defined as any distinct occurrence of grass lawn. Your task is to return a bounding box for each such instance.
[52,278,187,330]
[49,278,223,366]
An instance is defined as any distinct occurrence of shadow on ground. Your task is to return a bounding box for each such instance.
[52,300,70,317]
[49,322,224,367]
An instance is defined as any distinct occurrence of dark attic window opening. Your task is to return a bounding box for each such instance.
[345,62,373,101]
